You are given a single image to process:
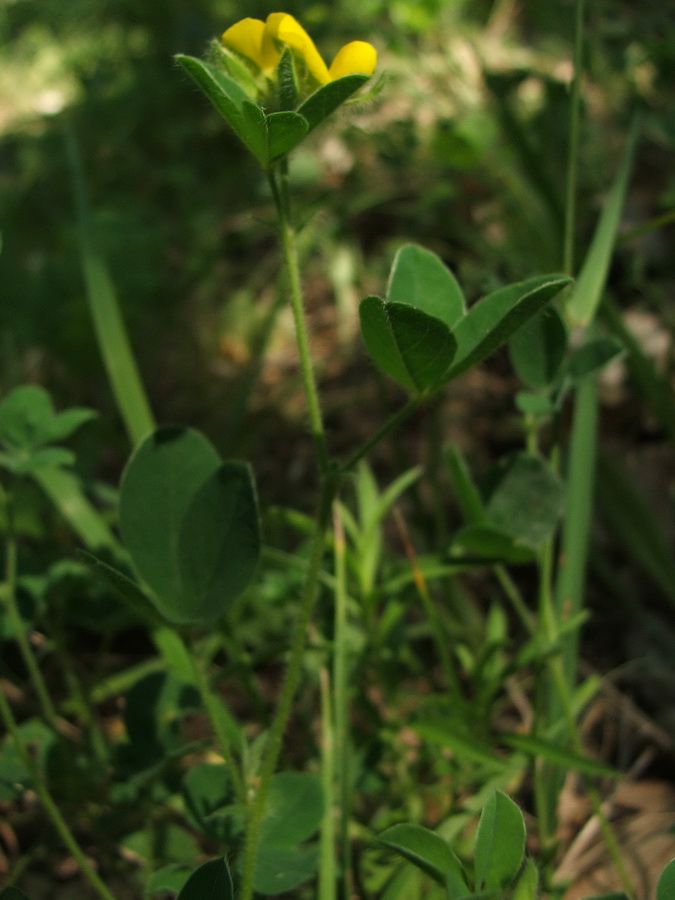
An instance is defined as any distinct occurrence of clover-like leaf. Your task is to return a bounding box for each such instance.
[359,297,457,393]
[387,244,465,329]
[119,426,261,624]
[448,274,572,381]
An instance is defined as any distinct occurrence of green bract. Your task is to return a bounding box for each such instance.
[176,12,377,168]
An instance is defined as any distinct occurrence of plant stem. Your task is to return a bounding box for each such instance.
[332,504,351,900]
[269,163,330,474]
[239,476,338,900]
[342,397,421,473]
[186,641,246,804]
[492,565,535,635]
[2,495,60,731]
[0,687,116,900]
[563,0,586,276]
[555,372,598,681]
[319,665,336,900]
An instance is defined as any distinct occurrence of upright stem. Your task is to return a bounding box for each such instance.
[239,160,342,900]
[268,163,330,474]
[239,477,337,900]
[318,665,336,900]
[535,0,587,839]
[563,0,586,276]
[187,643,246,804]
[342,397,421,473]
[332,505,351,900]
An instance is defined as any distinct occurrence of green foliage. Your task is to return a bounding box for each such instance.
[177,857,234,900]
[119,426,261,624]
[446,275,572,380]
[359,296,457,392]
[2,3,673,900]
[359,245,571,394]
[0,889,32,900]
[0,385,95,475]
[447,451,565,563]
[474,791,525,891]
[657,859,675,900]
[386,244,466,329]
[254,772,324,893]
[176,54,371,168]
[378,823,469,895]
[379,791,530,898]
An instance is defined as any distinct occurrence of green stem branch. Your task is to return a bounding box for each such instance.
[342,397,421,473]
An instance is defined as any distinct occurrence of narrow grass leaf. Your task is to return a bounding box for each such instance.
[501,734,619,777]
[565,119,639,326]
[446,443,486,525]
[474,790,526,890]
[65,129,155,446]
[414,721,508,771]
[32,467,122,554]
[386,244,466,329]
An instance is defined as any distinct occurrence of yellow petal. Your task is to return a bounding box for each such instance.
[221,18,272,70]
[329,41,377,80]
[265,12,330,84]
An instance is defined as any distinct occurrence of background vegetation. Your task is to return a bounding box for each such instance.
[1,0,674,897]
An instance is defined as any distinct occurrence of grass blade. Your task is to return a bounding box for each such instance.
[565,118,639,326]
[65,127,155,446]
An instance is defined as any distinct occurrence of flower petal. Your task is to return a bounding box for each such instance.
[266,13,330,84]
[329,41,377,80]
[221,18,271,70]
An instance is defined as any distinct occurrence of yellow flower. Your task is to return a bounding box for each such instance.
[222,13,377,85]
